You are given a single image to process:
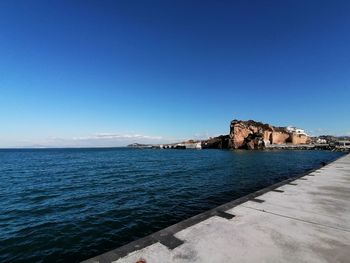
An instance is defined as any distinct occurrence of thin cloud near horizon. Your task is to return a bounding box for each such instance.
[71,133,164,141]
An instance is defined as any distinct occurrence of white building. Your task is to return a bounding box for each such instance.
[286,126,307,136]
[316,138,327,144]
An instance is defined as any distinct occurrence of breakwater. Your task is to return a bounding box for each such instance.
[84,153,350,263]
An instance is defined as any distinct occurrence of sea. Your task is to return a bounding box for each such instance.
[0,148,344,262]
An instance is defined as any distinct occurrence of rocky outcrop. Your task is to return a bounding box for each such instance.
[202,135,230,149]
[229,120,310,149]
[271,131,290,144]
[290,134,310,144]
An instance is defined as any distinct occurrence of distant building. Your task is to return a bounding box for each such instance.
[286,126,307,136]
[316,138,327,144]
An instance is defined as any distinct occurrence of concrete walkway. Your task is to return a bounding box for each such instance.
[84,154,350,263]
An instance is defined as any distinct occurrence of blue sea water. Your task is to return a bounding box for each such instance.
[0,148,344,262]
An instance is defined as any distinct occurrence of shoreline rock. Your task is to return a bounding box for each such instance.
[229,119,310,150]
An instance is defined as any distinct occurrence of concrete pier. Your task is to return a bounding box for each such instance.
[83,153,350,263]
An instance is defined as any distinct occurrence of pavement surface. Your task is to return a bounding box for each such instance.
[84,153,350,263]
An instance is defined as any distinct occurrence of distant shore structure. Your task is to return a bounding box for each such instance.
[159,142,202,149]
[128,119,349,152]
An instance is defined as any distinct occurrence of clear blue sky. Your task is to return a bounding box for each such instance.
[0,0,349,147]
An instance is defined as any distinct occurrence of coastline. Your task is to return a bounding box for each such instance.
[128,143,350,152]
[82,152,349,263]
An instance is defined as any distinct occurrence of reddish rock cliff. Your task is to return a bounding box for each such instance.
[291,134,310,144]
[229,120,309,149]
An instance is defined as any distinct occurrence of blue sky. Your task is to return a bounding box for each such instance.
[0,0,349,147]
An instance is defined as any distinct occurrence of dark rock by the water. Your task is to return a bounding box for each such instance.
[202,135,230,149]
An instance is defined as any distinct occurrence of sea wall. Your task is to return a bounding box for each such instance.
[82,154,349,263]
